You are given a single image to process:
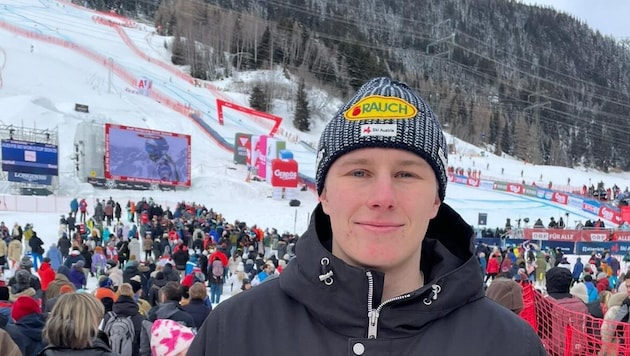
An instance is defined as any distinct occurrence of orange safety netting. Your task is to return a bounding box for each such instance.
[534,290,630,356]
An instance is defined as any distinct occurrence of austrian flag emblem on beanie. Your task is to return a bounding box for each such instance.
[315,77,448,200]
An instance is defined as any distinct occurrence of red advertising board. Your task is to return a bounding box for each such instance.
[523,229,611,242]
[446,174,480,188]
[622,206,630,225]
[612,231,630,242]
[581,230,610,242]
[551,192,568,205]
[270,158,298,188]
[506,183,524,194]
[599,205,623,225]
[467,177,480,187]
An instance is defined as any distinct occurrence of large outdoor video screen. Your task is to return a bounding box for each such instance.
[105,124,191,187]
[1,139,58,176]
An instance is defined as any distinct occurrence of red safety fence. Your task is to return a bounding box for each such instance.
[534,290,630,355]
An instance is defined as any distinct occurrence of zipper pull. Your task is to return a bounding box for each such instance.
[367,309,379,339]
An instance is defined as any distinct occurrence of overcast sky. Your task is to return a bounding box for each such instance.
[517,0,630,40]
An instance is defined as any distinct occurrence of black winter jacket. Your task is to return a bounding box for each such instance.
[14,313,46,356]
[188,203,546,356]
[181,299,212,329]
[38,337,117,356]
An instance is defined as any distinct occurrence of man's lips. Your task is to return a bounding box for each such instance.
[355,221,404,231]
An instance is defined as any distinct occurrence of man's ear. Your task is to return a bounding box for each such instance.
[319,187,332,215]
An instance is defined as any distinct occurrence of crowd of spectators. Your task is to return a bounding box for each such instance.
[0,196,299,355]
[478,240,630,355]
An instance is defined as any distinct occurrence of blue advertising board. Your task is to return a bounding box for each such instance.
[7,172,52,185]
[1,139,58,176]
[540,241,575,254]
[575,241,630,255]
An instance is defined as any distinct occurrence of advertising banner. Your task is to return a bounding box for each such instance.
[137,77,152,96]
[494,181,507,191]
[582,199,600,216]
[249,135,259,167]
[622,206,630,225]
[599,205,622,225]
[270,158,298,188]
[575,242,630,255]
[474,237,500,246]
[612,231,630,242]
[87,177,175,191]
[479,180,494,191]
[551,191,569,205]
[449,174,468,185]
[105,124,191,187]
[1,139,58,176]
[7,172,52,185]
[467,177,480,187]
[233,133,251,165]
[256,135,268,180]
[524,229,578,242]
[506,183,524,195]
[265,138,286,181]
[523,229,611,242]
[540,241,575,254]
[575,242,610,255]
[537,188,555,201]
[567,195,583,210]
[581,230,610,242]
[523,186,538,198]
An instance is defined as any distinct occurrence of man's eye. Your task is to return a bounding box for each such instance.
[351,170,366,177]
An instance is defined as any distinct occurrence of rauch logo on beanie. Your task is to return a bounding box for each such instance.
[343,95,417,120]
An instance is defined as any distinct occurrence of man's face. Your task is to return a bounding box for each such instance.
[320,148,441,274]
[625,279,630,298]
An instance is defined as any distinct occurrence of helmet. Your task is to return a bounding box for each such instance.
[145,136,169,161]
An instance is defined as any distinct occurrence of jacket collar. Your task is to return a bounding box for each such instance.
[279,203,485,338]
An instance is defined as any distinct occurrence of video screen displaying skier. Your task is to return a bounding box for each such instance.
[105,124,191,186]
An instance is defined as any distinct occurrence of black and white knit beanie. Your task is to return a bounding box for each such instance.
[315,77,448,200]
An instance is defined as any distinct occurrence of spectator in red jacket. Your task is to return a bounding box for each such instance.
[596,272,611,292]
[37,258,56,292]
[485,253,500,283]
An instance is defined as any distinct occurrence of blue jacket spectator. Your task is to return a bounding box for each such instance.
[69,260,86,290]
[572,257,584,281]
[45,244,63,270]
[63,248,85,269]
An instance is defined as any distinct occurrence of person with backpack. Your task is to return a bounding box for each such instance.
[102,283,144,356]
[209,256,225,304]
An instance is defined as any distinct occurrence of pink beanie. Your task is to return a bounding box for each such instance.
[150,319,195,356]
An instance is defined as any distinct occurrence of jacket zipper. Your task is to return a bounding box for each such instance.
[365,270,412,339]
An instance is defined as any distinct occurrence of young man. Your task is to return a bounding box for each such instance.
[188,77,545,355]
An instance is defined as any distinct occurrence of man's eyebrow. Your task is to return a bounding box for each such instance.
[337,157,430,168]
